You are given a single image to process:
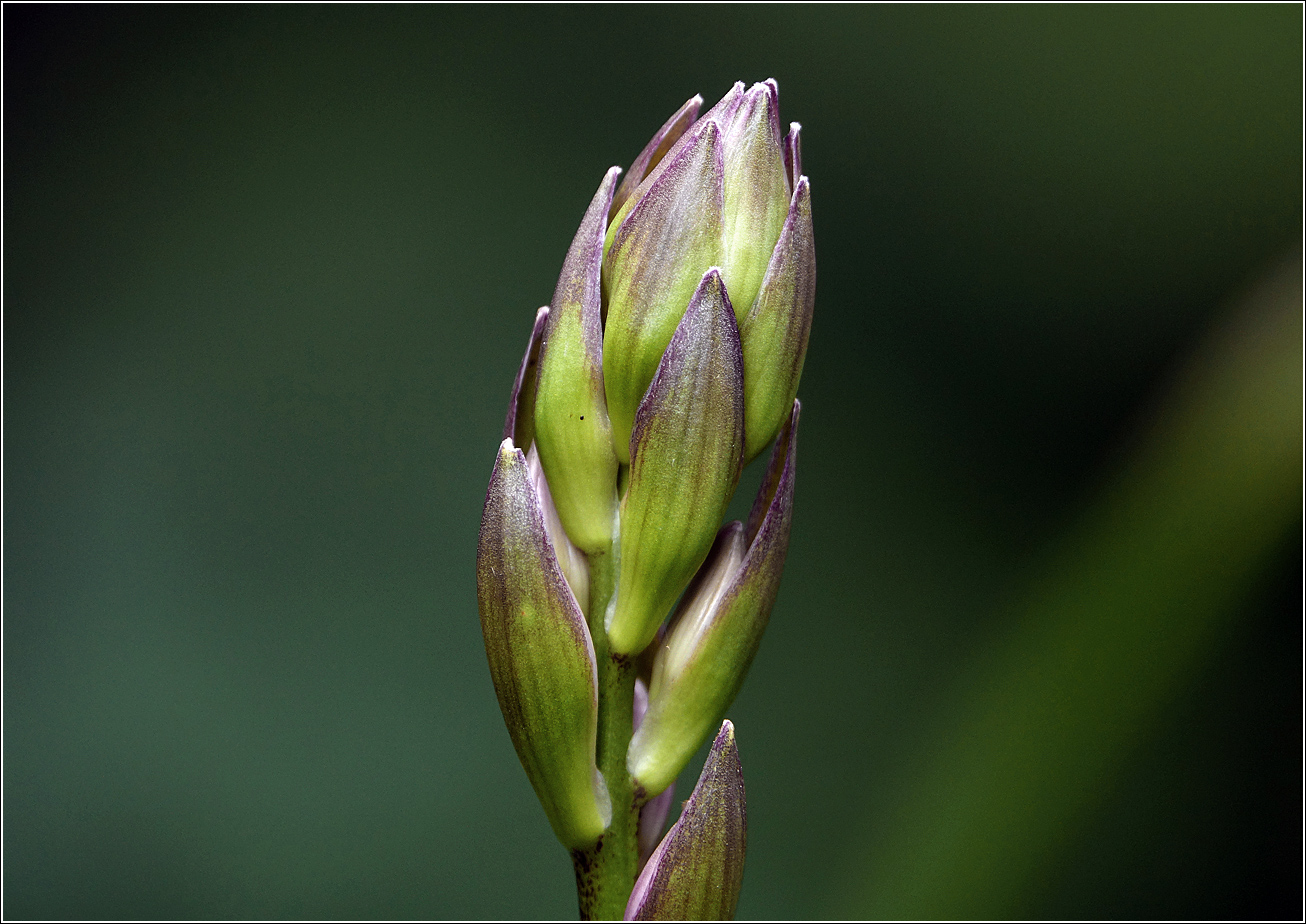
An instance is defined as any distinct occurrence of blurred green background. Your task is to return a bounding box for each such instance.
[5,5,1301,919]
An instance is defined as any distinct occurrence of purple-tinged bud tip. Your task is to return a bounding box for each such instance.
[503,306,549,449]
[625,720,747,921]
[611,94,704,221]
[783,122,802,194]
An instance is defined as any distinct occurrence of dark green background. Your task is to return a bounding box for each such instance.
[5,5,1301,919]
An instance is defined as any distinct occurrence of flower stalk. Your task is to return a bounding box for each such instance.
[476,79,813,920]
[571,542,641,921]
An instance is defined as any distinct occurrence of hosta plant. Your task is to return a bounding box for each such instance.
[476,78,814,920]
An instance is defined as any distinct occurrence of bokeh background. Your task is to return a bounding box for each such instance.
[5,5,1301,919]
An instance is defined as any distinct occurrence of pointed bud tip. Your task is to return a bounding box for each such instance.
[503,307,550,446]
[695,266,735,317]
[625,717,747,921]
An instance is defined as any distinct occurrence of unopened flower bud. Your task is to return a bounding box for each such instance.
[525,444,590,616]
[629,402,798,797]
[624,721,747,921]
[720,80,790,327]
[610,94,703,219]
[603,120,726,462]
[607,269,744,657]
[602,80,811,465]
[740,178,813,463]
[477,441,610,849]
[783,120,802,192]
[534,168,623,553]
[634,678,677,870]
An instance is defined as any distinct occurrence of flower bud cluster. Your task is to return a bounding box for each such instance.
[476,79,813,913]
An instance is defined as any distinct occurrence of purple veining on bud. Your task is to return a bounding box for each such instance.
[534,167,623,553]
[476,440,610,849]
[740,175,814,463]
[628,402,799,797]
[603,121,726,463]
[634,678,677,870]
[625,721,747,922]
[611,94,704,221]
[503,306,549,449]
[602,80,810,470]
[608,268,745,657]
[719,81,791,325]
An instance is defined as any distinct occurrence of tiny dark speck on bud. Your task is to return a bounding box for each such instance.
[579,415,585,420]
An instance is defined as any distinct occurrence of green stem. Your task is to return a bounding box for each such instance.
[573,534,641,920]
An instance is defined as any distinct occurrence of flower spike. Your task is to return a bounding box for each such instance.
[477,79,811,919]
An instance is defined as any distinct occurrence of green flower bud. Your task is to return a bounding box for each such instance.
[501,308,592,607]
[534,167,623,553]
[624,721,747,922]
[602,80,809,465]
[603,119,725,464]
[476,440,611,849]
[628,402,798,797]
[720,80,790,327]
[607,269,744,657]
[740,177,814,463]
